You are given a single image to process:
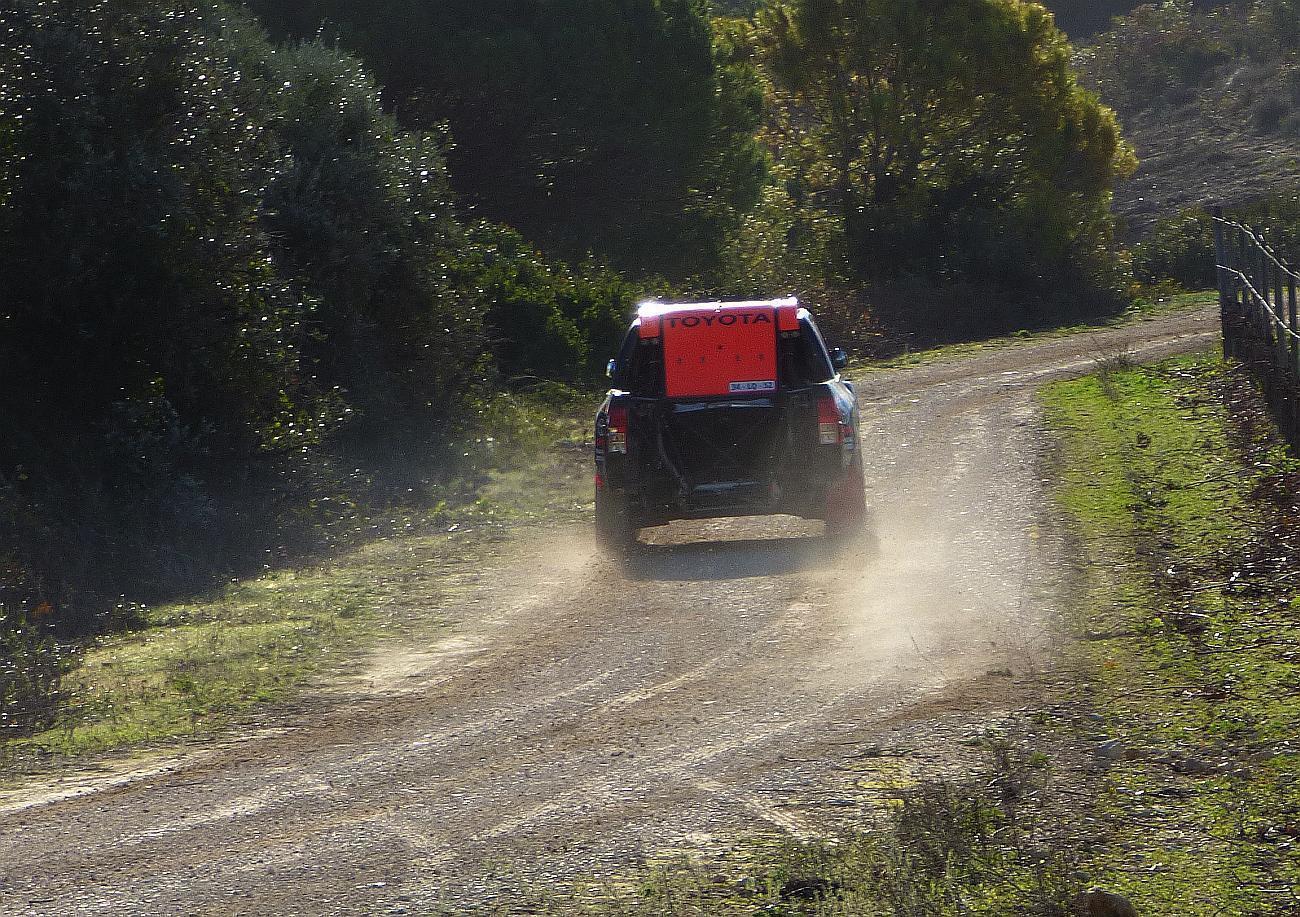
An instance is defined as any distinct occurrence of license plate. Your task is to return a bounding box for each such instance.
[729,380,776,393]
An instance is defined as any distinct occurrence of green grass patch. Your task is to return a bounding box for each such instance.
[446,381,596,525]
[1042,352,1300,914]
[7,548,401,761]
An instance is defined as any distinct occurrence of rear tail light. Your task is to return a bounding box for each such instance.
[817,396,841,446]
[607,404,629,454]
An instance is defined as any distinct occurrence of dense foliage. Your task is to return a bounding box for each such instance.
[1134,191,1300,289]
[246,0,768,281]
[711,0,766,13]
[462,223,648,382]
[1044,0,1147,38]
[0,0,492,641]
[1081,0,1300,130]
[748,0,1135,332]
[712,0,1153,40]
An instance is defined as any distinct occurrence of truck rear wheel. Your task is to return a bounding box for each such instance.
[595,487,639,553]
[824,457,868,537]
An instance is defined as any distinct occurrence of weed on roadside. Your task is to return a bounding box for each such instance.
[549,742,1088,917]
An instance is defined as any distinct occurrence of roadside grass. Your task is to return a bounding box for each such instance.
[853,290,1215,374]
[447,385,594,526]
[544,740,1088,916]
[457,379,595,522]
[1042,352,1300,914]
[1,384,595,767]
[7,561,386,760]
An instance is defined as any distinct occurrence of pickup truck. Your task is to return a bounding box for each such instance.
[594,298,865,549]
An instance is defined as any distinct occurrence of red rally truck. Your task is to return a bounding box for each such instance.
[594,298,866,548]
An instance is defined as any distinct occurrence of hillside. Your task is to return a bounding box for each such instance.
[1078,1,1300,234]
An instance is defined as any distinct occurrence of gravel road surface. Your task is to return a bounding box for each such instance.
[0,307,1219,915]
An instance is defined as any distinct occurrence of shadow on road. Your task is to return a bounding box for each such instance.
[619,528,878,582]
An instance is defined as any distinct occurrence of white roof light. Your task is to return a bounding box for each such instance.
[636,297,799,319]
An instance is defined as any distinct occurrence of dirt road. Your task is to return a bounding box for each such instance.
[0,307,1219,916]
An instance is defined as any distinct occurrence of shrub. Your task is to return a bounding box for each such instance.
[1134,192,1300,290]
[1253,95,1291,132]
[0,1,490,631]
[1132,209,1218,290]
[0,605,71,739]
[456,224,647,383]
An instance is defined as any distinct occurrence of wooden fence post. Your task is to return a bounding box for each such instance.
[1289,272,1298,375]
[1275,249,1287,364]
[1213,207,1231,358]
[1257,238,1268,342]
[1289,272,1300,441]
[1219,217,1300,451]
[1236,226,1249,359]
[1243,227,1254,340]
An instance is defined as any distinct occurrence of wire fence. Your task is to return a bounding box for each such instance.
[1213,208,1300,445]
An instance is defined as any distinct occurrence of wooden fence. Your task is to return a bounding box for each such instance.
[1213,208,1300,444]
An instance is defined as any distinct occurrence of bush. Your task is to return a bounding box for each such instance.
[456,224,647,383]
[1253,95,1291,132]
[0,605,71,739]
[1132,209,1218,290]
[1078,0,1300,141]
[1134,192,1300,290]
[1081,3,1237,120]
[0,1,491,632]
[261,42,487,442]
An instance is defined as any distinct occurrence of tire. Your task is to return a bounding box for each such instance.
[595,486,639,553]
[823,457,868,537]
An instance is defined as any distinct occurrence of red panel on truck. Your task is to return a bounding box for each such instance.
[660,306,779,399]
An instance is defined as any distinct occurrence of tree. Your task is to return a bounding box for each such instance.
[0,0,488,622]
[756,0,1135,308]
[245,0,767,280]
[0,0,299,452]
[260,43,486,442]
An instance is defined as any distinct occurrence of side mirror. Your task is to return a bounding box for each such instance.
[830,348,849,371]
[606,358,618,379]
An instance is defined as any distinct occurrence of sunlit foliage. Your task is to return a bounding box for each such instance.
[751,0,1135,315]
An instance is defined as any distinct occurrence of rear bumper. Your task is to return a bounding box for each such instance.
[601,469,842,524]
[595,383,861,525]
